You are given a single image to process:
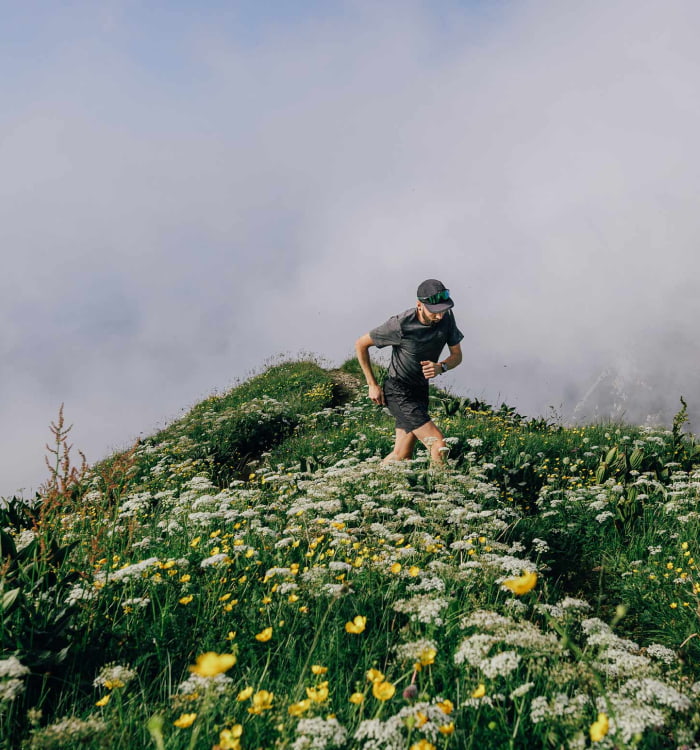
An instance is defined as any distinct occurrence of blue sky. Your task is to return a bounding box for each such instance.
[2,0,700,496]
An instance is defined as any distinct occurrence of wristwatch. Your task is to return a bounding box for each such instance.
[440,362,447,374]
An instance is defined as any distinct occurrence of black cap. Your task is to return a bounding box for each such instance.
[417,279,454,313]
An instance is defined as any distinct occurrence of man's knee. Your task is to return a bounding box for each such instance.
[413,421,444,443]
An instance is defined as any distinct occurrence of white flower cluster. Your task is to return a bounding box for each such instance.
[392,594,449,625]
[354,701,454,749]
[393,639,438,663]
[176,672,233,696]
[530,692,590,724]
[0,656,30,703]
[64,583,98,607]
[94,557,159,583]
[645,643,677,665]
[27,716,107,749]
[93,664,137,689]
[480,650,521,679]
[291,717,348,750]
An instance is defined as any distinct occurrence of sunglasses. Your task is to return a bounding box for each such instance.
[419,289,450,305]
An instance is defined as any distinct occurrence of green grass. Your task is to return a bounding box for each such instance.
[1,357,699,749]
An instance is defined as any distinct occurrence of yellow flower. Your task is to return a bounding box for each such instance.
[415,711,428,727]
[219,724,243,750]
[372,680,396,701]
[180,574,191,583]
[255,627,273,642]
[439,722,455,735]
[418,647,436,667]
[390,562,402,574]
[237,686,254,701]
[190,537,201,548]
[248,690,274,714]
[306,681,329,703]
[502,570,537,595]
[345,616,367,634]
[408,566,420,577]
[589,712,609,742]
[104,679,124,690]
[471,684,486,699]
[179,595,194,605]
[189,652,236,677]
[311,664,328,675]
[288,698,312,716]
[95,694,110,707]
[410,742,435,750]
[437,698,454,714]
[288,594,299,603]
[349,692,365,705]
[173,712,197,728]
[366,668,384,684]
[670,602,678,609]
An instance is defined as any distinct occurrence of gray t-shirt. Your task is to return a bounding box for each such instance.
[370,308,464,389]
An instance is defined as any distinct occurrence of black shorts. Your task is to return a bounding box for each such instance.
[383,377,431,432]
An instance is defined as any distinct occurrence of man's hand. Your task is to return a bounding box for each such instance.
[421,361,441,379]
[368,384,385,405]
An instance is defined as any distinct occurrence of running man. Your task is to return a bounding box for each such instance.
[355,279,464,463]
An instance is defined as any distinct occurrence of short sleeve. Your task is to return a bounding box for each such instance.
[369,315,403,349]
[446,312,464,347]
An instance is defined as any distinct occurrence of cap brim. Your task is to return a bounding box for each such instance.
[424,299,454,313]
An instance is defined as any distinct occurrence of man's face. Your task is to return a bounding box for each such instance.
[417,302,445,325]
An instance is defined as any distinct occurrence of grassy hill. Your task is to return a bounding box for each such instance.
[2,358,700,749]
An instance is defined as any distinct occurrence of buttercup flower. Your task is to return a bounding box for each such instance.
[416,647,436,668]
[237,686,254,701]
[502,570,537,595]
[288,698,312,716]
[372,680,396,701]
[248,690,274,714]
[306,681,329,703]
[590,712,609,742]
[410,739,435,750]
[255,627,273,642]
[349,692,365,704]
[345,616,367,634]
[189,652,236,677]
[173,712,197,728]
[219,724,243,750]
[471,684,486,699]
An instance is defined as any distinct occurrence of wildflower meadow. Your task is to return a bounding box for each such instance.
[2,358,700,749]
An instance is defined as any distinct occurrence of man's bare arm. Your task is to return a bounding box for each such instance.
[420,343,463,379]
[355,333,385,404]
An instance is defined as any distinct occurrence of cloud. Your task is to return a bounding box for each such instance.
[2,0,699,495]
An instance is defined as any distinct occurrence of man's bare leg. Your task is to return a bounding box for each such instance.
[413,420,448,463]
[383,428,417,463]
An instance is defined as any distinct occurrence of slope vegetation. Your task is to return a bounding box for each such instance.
[2,358,699,749]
